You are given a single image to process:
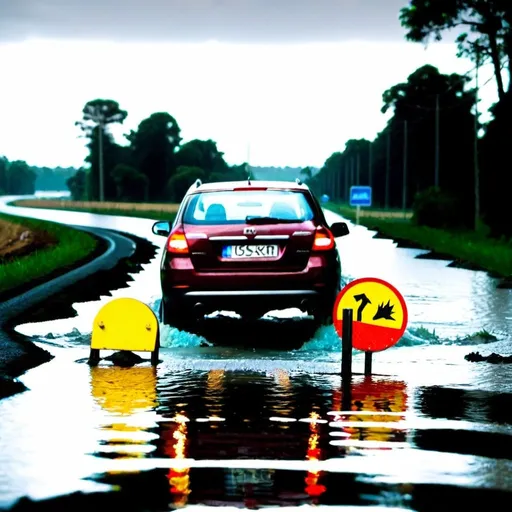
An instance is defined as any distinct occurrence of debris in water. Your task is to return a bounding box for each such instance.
[104,350,146,367]
[465,352,512,364]
[0,376,27,398]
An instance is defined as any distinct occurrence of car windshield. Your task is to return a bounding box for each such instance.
[183,189,315,225]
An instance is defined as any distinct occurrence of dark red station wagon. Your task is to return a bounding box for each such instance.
[152,179,349,330]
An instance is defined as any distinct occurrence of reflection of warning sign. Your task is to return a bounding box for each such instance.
[330,379,408,447]
[333,277,408,352]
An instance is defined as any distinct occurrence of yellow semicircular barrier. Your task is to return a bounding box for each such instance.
[91,298,159,352]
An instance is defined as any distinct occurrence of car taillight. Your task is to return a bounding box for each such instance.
[312,227,335,251]
[167,230,189,254]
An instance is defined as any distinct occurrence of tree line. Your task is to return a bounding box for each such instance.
[69,100,248,203]
[0,158,78,195]
[308,0,512,239]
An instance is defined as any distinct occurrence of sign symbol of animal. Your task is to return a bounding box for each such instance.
[373,300,396,321]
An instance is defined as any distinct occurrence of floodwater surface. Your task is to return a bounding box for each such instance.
[1,194,512,510]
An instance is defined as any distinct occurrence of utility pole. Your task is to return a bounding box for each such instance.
[435,93,440,187]
[246,142,251,179]
[474,48,481,231]
[369,141,373,188]
[350,157,355,189]
[344,160,349,202]
[385,131,390,209]
[338,163,342,200]
[403,120,408,213]
[98,120,104,202]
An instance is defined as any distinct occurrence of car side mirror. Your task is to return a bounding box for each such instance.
[330,221,349,238]
[152,221,171,236]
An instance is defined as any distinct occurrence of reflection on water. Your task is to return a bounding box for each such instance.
[329,379,408,449]
[85,371,512,508]
[164,413,191,508]
[304,412,326,500]
[90,366,158,414]
[2,356,512,509]
[90,366,159,464]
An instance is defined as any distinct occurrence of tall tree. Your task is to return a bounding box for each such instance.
[176,139,229,176]
[76,99,128,200]
[7,160,36,195]
[127,112,181,201]
[312,65,475,225]
[300,166,313,180]
[479,93,512,236]
[66,169,87,200]
[400,0,511,100]
[0,157,8,193]
[381,65,475,218]
[111,164,148,201]
[166,166,206,202]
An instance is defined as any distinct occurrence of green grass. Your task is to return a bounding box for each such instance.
[0,213,98,296]
[327,202,412,222]
[410,325,440,341]
[328,203,512,278]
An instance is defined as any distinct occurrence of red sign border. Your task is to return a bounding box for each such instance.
[332,277,408,351]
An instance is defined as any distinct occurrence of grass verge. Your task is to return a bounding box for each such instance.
[1,199,179,299]
[11,199,179,221]
[0,213,99,299]
[328,202,512,279]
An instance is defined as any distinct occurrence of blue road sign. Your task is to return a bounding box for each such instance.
[350,186,372,207]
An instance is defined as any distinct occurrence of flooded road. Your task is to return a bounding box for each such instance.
[1,195,512,509]
[3,198,512,344]
[2,343,512,509]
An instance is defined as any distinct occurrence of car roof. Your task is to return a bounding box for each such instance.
[188,179,310,194]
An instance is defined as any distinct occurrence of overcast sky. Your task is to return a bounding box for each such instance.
[0,1,500,169]
[1,0,411,43]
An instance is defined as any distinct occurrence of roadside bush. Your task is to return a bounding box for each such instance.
[166,166,206,202]
[412,187,467,229]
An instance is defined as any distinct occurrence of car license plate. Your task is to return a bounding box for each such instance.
[223,245,278,258]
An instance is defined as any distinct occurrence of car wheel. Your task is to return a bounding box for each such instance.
[313,296,336,327]
[314,309,333,327]
[159,298,193,331]
[240,309,265,322]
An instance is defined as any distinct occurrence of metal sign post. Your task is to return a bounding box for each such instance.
[364,352,373,376]
[341,308,353,382]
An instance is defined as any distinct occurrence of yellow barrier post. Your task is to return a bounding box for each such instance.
[90,298,160,366]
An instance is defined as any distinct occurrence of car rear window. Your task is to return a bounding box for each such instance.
[183,189,316,225]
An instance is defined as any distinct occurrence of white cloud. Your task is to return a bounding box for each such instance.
[0,39,498,169]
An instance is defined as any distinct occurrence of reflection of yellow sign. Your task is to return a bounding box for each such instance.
[331,379,408,447]
[91,298,160,364]
[90,366,157,414]
[333,277,408,352]
[90,366,158,466]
